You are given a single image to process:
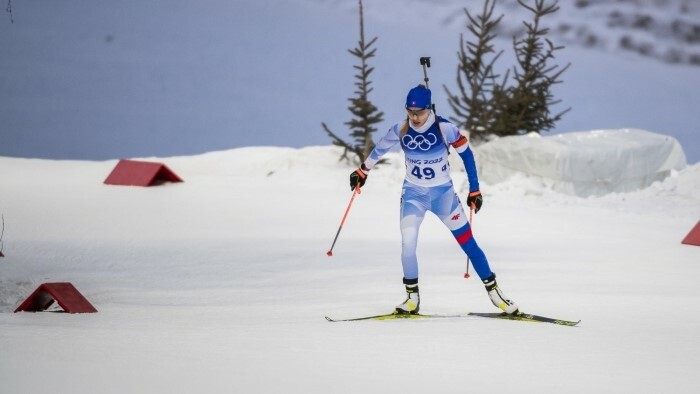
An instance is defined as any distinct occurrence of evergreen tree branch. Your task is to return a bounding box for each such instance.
[6,0,13,23]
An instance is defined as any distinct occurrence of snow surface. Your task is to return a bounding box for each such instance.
[476,128,687,197]
[1,140,700,393]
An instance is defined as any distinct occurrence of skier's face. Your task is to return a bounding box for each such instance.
[407,108,429,128]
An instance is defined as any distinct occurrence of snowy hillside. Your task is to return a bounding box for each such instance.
[440,0,700,67]
[1,0,699,164]
[1,142,699,393]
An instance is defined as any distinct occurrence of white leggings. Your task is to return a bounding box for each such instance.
[399,180,492,281]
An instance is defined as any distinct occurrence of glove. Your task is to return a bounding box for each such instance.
[467,191,483,213]
[349,166,368,191]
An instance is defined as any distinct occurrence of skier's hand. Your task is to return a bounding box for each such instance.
[349,166,368,191]
[467,191,483,213]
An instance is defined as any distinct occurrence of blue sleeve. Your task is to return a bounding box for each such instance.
[458,145,480,192]
[441,120,480,192]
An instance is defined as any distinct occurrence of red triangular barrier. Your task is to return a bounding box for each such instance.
[682,220,700,246]
[104,159,183,186]
[14,282,97,313]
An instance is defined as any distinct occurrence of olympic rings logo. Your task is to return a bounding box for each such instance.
[402,133,438,151]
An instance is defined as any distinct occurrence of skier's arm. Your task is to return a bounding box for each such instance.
[349,122,401,191]
[453,137,480,192]
[452,133,484,212]
[441,123,480,192]
[362,122,402,170]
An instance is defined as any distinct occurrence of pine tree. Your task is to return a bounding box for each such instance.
[505,0,571,135]
[6,0,14,23]
[444,0,504,142]
[322,0,384,164]
[446,0,570,142]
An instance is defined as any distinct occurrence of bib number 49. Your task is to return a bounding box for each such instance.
[410,164,447,180]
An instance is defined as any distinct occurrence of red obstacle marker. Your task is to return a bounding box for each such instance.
[14,282,97,313]
[104,159,183,186]
[682,220,700,246]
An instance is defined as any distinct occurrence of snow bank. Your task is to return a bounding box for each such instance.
[474,129,687,197]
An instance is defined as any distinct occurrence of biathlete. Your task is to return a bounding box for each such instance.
[349,84,519,315]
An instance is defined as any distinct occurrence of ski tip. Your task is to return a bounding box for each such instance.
[469,311,581,326]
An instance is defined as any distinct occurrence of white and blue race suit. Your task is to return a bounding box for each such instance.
[363,112,493,281]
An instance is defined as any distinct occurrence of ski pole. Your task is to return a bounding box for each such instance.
[419,57,437,114]
[419,56,431,88]
[464,204,475,279]
[326,185,361,256]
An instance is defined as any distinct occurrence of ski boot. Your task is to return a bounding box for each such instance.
[482,274,518,315]
[395,279,420,315]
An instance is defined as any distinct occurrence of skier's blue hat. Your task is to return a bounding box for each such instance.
[405,85,431,109]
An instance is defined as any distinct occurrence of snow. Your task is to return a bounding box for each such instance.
[2,140,700,393]
[476,129,687,197]
[2,0,700,391]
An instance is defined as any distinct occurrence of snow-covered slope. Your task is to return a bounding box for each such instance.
[1,143,699,393]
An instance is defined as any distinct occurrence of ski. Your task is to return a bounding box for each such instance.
[325,311,580,326]
[325,312,469,322]
[468,311,580,326]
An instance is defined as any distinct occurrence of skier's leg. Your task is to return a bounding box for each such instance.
[399,183,428,281]
[434,185,519,314]
[397,183,428,314]
[434,186,493,280]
